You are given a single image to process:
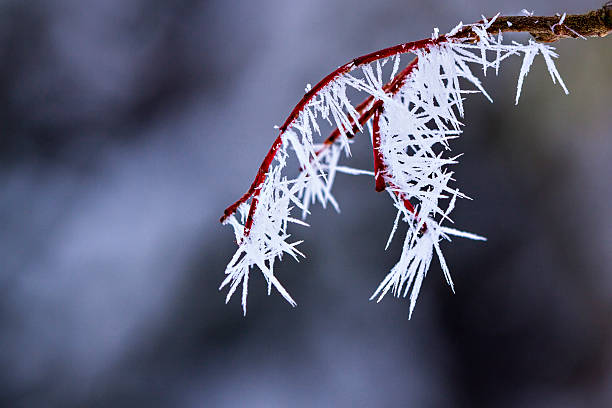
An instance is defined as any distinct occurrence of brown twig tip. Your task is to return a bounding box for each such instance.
[487,6,612,43]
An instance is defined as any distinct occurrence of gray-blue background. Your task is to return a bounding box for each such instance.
[1,1,611,406]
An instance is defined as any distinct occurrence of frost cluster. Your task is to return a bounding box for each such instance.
[222,17,569,316]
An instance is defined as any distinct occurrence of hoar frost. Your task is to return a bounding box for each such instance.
[221,17,569,317]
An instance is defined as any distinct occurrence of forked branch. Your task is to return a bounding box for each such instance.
[220,4,612,236]
[220,4,612,317]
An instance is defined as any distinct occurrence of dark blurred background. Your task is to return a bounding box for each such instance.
[1,1,611,407]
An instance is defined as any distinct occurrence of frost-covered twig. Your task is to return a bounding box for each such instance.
[220,5,612,316]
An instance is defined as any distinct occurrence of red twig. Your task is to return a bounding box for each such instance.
[372,105,386,192]
[220,38,443,234]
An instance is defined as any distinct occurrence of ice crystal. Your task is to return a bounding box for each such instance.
[221,18,569,316]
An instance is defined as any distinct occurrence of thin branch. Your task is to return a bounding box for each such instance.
[220,4,612,233]
[482,6,612,42]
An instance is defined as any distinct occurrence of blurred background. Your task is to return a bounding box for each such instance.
[1,0,611,406]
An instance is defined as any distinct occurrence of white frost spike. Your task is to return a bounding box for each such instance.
[369,24,568,317]
[538,44,569,95]
[221,157,307,314]
[447,21,464,36]
[551,12,567,34]
[391,54,401,80]
[514,40,567,104]
[222,17,570,316]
